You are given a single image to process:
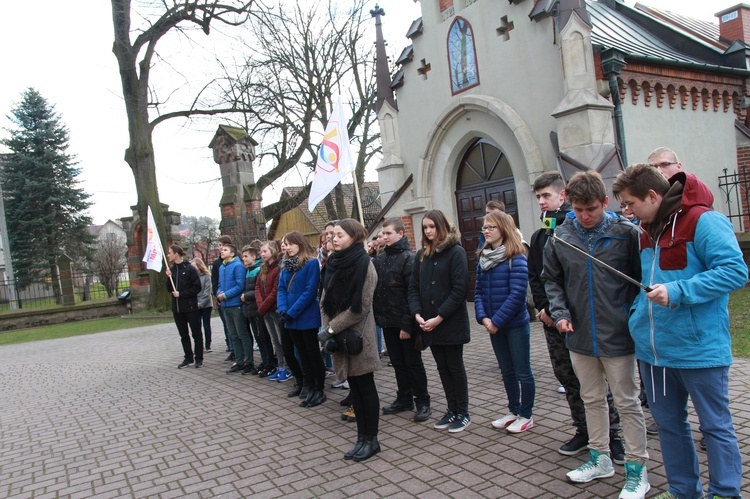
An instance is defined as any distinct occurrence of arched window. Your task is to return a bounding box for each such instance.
[447,17,480,95]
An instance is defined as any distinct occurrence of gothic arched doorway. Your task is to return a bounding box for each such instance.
[455,139,516,296]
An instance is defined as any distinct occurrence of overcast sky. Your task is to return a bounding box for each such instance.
[0,1,731,225]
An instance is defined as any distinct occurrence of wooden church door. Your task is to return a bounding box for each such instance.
[454,139,517,298]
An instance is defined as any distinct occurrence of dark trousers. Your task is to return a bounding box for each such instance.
[289,328,325,391]
[174,310,203,362]
[280,325,304,383]
[198,307,212,349]
[382,327,430,407]
[543,325,620,434]
[248,316,276,368]
[218,306,232,353]
[430,344,469,414]
[349,372,380,436]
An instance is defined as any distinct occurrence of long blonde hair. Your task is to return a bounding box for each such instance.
[478,211,526,258]
[192,257,211,276]
[259,240,280,280]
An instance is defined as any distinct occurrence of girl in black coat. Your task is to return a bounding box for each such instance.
[408,210,471,433]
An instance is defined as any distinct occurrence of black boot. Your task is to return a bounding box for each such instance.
[298,386,310,400]
[307,390,327,408]
[287,381,303,398]
[340,392,352,407]
[299,387,314,407]
[344,434,366,460]
[352,435,380,462]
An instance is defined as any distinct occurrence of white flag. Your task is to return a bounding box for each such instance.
[308,96,356,212]
[142,206,164,272]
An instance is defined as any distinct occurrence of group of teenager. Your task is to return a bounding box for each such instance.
[165,146,745,498]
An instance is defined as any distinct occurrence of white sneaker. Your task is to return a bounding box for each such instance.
[567,449,615,483]
[506,416,534,434]
[619,462,650,499]
[491,413,518,429]
[557,384,566,394]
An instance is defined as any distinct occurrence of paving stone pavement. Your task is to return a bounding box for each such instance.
[1,311,748,498]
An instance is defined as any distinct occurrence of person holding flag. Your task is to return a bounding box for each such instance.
[166,244,204,369]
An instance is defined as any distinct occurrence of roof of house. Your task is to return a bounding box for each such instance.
[268,182,381,239]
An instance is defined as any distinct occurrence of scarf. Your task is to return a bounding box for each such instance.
[322,242,370,318]
[283,256,300,274]
[479,245,507,271]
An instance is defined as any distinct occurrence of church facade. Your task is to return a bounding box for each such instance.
[373,0,750,257]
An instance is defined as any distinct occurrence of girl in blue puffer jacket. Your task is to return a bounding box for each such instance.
[474,210,535,434]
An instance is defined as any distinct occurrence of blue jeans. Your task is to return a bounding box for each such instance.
[489,323,535,419]
[641,361,741,499]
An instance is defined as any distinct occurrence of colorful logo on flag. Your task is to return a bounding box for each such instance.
[317,127,341,173]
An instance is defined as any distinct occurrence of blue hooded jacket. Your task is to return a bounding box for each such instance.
[629,172,748,368]
[474,254,530,330]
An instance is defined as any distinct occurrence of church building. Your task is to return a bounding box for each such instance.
[373,0,750,271]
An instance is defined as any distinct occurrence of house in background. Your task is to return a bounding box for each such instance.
[88,219,126,245]
[268,183,382,248]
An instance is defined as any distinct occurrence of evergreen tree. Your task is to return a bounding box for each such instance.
[0,88,93,298]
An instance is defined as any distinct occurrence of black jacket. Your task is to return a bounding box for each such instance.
[528,202,571,315]
[408,226,470,347]
[211,256,222,298]
[166,260,201,314]
[373,236,414,332]
[242,260,262,319]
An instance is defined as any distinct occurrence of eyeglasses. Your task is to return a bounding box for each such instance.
[481,225,498,232]
[649,161,677,169]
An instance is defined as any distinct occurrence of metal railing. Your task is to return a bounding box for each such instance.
[0,268,129,312]
[718,167,750,233]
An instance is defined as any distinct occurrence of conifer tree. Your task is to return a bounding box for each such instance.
[0,88,93,300]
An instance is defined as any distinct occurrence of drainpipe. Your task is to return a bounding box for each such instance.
[601,49,628,166]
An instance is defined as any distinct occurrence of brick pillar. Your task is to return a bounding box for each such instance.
[402,216,417,252]
[738,147,750,231]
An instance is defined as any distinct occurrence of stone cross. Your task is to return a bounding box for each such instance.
[418,59,432,80]
[496,16,515,41]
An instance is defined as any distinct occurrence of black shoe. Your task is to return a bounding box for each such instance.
[299,388,314,407]
[249,364,263,376]
[287,384,303,398]
[352,435,381,462]
[226,364,242,374]
[610,433,625,465]
[224,353,235,362]
[194,361,203,369]
[558,432,589,456]
[241,364,255,375]
[299,386,310,400]
[205,347,212,353]
[307,390,327,408]
[414,406,431,422]
[382,400,414,415]
[699,437,706,450]
[344,435,366,460]
[340,393,353,407]
[178,359,193,369]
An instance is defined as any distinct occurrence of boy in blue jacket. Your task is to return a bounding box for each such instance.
[614,164,747,499]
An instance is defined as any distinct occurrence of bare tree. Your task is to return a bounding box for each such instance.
[110,0,253,309]
[219,0,381,224]
[93,234,128,298]
[179,215,220,260]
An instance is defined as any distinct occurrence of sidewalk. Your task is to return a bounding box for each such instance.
[1,311,748,498]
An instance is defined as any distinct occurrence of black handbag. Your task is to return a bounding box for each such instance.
[335,327,364,355]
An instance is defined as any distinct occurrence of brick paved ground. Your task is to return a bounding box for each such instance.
[1,311,748,498]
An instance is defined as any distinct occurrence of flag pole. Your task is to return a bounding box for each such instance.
[352,173,365,226]
[162,249,175,290]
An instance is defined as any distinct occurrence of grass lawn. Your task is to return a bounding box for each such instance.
[729,285,750,358]
[0,315,172,346]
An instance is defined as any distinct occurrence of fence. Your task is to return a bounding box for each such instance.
[718,167,750,233]
[0,267,129,312]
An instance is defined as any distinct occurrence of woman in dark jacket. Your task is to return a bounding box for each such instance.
[474,210,535,434]
[166,245,204,369]
[408,210,471,433]
[319,219,381,462]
